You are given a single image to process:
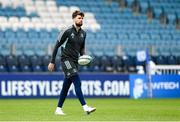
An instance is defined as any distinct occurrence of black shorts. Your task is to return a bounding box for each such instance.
[61,59,78,78]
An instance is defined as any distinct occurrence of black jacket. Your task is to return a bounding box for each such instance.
[50,25,86,63]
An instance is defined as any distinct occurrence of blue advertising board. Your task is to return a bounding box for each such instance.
[130,75,180,98]
[0,73,130,98]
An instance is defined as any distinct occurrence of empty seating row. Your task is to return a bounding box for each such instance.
[0,54,180,73]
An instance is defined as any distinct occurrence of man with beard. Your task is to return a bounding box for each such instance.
[48,10,96,115]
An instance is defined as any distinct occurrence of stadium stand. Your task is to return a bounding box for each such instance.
[0,0,179,73]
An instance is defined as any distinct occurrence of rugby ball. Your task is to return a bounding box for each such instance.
[78,55,92,65]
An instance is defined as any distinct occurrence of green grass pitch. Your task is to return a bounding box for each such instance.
[0,98,180,121]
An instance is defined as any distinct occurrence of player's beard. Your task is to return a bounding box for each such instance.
[75,22,83,27]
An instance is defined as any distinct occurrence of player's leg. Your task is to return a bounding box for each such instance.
[57,77,73,107]
[55,77,72,115]
[70,74,96,114]
[55,59,74,115]
[70,74,86,105]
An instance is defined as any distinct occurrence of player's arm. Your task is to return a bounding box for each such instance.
[48,30,68,71]
[80,32,86,56]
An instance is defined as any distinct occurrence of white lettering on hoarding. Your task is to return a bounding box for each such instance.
[0,80,130,97]
[1,81,9,96]
[144,82,179,90]
[24,81,31,96]
[94,81,101,96]
[104,80,111,96]
[31,81,38,96]
[0,80,63,96]
[153,82,179,90]
[104,80,129,96]
[119,81,129,95]
[39,81,46,96]
[51,81,60,96]
[81,80,102,96]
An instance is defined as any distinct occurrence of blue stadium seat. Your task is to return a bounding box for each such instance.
[55,55,62,72]
[111,55,123,72]
[18,55,31,72]
[177,56,180,65]
[6,55,19,72]
[154,8,162,18]
[30,55,43,72]
[0,43,11,56]
[167,14,176,24]
[167,55,177,65]
[15,6,26,17]
[106,33,117,40]
[140,1,148,13]
[34,44,47,56]
[79,65,90,72]
[128,33,139,40]
[140,33,150,40]
[5,29,16,39]
[42,55,51,72]
[39,29,51,39]
[155,55,168,65]
[15,43,24,56]
[89,55,101,72]
[99,55,112,72]
[16,29,27,39]
[0,55,7,72]
[127,56,136,73]
[28,29,39,39]
[150,33,161,40]
[22,42,36,56]
[0,29,4,38]
[50,29,59,40]
[160,33,172,40]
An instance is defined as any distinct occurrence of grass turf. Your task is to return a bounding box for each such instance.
[0,98,180,121]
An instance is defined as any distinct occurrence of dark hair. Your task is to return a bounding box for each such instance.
[72,10,84,19]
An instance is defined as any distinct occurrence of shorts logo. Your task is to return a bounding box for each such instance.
[67,72,71,76]
[73,68,77,73]
[64,61,72,69]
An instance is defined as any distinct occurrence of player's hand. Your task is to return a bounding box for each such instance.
[48,63,55,72]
